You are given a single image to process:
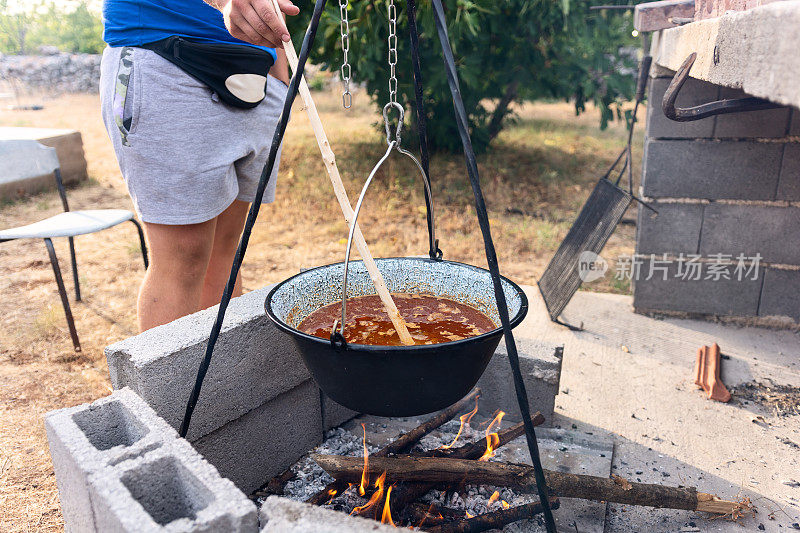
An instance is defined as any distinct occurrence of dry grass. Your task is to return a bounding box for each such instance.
[0,87,639,531]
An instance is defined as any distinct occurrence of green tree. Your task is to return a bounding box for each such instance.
[0,0,36,54]
[0,1,104,55]
[287,0,640,152]
[28,2,105,54]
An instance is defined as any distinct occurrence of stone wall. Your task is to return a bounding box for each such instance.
[0,52,101,93]
[633,74,800,325]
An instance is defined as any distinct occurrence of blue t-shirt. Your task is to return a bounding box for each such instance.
[103,0,277,60]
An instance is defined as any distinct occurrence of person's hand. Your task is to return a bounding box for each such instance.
[218,0,300,48]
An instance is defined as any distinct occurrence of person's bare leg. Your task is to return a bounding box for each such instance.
[138,219,216,331]
[200,199,251,309]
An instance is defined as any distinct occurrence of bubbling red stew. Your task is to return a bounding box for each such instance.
[298,293,496,346]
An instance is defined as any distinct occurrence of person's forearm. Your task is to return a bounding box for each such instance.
[273,48,289,85]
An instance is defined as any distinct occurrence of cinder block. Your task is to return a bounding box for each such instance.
[759,268,800,321]
[260,496,397,532]
[45,388,178,532]
[635,201,704,255]
[642,139,783,200]
[321,392,359,432]
[88,438,258,532]
[699,203,800,265]
[790,108,800,136]
[633,257,763,316]
[645,77,716,139]
[714,87,792,138]
[191,380,322,494]
[105,285,311,441]
[777,144,800,201]
[475,337,563,424]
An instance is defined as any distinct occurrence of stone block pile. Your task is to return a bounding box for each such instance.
[0,52,101,93]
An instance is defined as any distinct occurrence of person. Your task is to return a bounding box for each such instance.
[99,0,299,331]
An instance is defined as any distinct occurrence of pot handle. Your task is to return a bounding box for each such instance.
[332,103,438,347]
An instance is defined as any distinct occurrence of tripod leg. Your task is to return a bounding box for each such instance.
[427,2,556,530]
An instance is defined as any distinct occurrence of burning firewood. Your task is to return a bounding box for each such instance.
[424,497,560,533]
[382,412,546,514]
[402,501,462,527]
[306,388,482,505]
[311,455,740,515]
[426,413,545,460]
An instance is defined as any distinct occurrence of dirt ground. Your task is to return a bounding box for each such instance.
[0,88,638,531]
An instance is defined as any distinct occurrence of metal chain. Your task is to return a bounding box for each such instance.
[387,0,398,105]
[339,0,352,108]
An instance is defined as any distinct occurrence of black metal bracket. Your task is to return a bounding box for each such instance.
[662,52,783,122]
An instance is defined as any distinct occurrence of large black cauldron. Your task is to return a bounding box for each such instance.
[265,257,528,417]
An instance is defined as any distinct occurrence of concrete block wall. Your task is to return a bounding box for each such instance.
[45,388,257,532]
[45,387,391,532]
[476,337,562,422]
[633,74,800,324]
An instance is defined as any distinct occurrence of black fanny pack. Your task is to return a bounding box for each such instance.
[140,36,275,109]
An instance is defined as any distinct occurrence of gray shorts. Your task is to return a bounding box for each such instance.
[100,46,288,225]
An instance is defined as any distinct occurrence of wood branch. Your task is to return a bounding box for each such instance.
[267,0,414,345]
[425,498,560,533]
[306,389,481,505]
[385,412,545,512]
[402,502,461,528]
[696,492,743,514]
[427,412,545,460]
[253,467,296,498]
[311,455,738,514]
[377,389,482,458]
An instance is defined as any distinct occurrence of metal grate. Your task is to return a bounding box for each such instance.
[538,178,632,322]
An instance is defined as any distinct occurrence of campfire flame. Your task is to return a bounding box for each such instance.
[441,395,480,449]
[488,490,500,505]
[478,410,506,461]
[380,485,396,526]
[359,423,369,496]
[466,510,475,518]
[501,500,510,509]
[327,489,338,497]
[351,471,386,517]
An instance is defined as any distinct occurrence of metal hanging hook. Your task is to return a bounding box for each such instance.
[662,53,782,122]
[333,106,438,347]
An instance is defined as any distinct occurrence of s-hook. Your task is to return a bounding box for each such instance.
[663,52,783,122]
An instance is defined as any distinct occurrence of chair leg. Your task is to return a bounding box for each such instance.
[68,236,81,301]
[130,219,149,270]
[44,238,81,352]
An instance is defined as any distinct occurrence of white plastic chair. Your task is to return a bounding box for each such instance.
[0,140,148,351]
